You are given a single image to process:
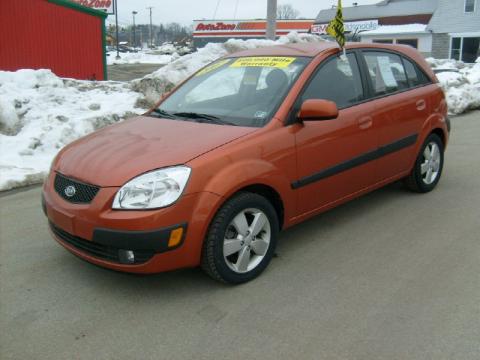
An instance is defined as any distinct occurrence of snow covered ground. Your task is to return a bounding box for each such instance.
[427,57,480,114]
[1,33,479,191]
[106,43,191,65]
[107,51,178,65]
[0,70,144,191]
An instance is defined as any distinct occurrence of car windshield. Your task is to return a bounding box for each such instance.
[154,56,311,127]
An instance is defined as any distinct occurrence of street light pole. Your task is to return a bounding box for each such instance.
[114,0,120,59]
[132,11,138,49]
[147,6,154,48]
[266,0,277,40]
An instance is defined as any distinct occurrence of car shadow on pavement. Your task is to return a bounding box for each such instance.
[54,181,416,293]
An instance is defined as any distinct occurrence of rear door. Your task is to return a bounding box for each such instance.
[293,52,379,215]
[360,50,431,182]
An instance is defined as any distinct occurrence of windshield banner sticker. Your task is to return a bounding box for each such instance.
[196,59,231,76]
[230,57,296,68]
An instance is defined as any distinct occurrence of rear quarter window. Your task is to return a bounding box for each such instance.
[402,57,432,87]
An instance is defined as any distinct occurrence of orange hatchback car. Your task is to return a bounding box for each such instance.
[43,43,449,283]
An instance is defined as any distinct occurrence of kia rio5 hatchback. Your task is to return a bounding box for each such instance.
[43,43,449,284]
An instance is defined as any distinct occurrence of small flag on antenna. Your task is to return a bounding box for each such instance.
[326,0,346,56]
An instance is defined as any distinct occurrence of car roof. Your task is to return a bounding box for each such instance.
[226,42,436,81]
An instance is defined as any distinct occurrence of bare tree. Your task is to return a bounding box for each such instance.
[277,4,300,19]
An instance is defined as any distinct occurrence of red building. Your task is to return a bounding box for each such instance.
[0,0,107,80]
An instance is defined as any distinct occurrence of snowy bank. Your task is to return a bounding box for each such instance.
[427,57,480,114]
[0,69,145,191]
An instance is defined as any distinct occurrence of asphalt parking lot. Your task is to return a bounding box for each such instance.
[1,111,479,360]
[107,63,164,81]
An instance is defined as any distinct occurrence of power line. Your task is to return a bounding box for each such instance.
[233,0,240,20]
[213,0,221,19]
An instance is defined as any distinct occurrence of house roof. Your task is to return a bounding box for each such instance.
[360,24,428,35]
[315,0,438,23]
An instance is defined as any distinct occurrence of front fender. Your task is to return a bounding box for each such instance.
[202,159,296,224]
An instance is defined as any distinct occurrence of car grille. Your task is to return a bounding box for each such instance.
[50,223,154,265]
[54,173,100,204]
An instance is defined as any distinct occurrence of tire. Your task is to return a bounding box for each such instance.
[201,192,279,284]
[404,133,444,193]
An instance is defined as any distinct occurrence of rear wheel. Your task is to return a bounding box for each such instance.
[404,133,444,193]
[201,192,279,284]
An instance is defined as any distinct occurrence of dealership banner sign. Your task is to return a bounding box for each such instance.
[70,0,115,14]
[311,20,378,35]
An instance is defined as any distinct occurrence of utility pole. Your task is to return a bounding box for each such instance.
[114,0,120,59]
[147,6,154,48]
[266,0,277,40]
[132,11,138,49]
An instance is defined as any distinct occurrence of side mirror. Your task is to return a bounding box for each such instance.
[297,99,339,121]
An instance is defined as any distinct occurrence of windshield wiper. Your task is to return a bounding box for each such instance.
[150,108,177,119]
[172,112,237,126]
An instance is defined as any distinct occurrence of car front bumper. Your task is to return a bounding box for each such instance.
[42,172,221,274]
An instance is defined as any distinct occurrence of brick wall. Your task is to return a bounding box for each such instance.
[431,33,451,59]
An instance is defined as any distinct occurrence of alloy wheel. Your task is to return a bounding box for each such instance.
[223,208,271,274]
[421,141,441,185]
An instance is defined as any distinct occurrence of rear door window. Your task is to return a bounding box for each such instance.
[363,52,409,96]
[301,53,364,109]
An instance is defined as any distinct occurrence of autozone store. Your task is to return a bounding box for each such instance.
[192,19,314,47]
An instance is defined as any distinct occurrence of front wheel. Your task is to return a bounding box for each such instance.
[404,133,444,193]
[201,192,279,284]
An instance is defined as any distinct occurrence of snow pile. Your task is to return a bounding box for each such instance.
[132,32,326,105]
[0,69,145,191]
[427,57,480,114]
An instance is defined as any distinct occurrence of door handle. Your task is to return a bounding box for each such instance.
[416,99,426,111]
[358,116,373,130]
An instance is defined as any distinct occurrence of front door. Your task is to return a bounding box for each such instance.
[293,53,378,216]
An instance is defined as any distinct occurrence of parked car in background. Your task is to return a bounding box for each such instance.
[42,42,449,284]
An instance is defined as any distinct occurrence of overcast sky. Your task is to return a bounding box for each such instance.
[110,0,380,26]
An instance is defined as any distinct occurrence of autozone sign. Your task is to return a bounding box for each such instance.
[311,20,379,35]
[195,22,238,31]
[70,0,115,14]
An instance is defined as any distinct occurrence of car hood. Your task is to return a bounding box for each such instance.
[54,116,256,187]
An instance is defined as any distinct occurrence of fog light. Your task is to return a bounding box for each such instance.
[119,249,135,264]
[168,227,184,248]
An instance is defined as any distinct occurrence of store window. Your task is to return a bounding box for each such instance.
[451,37,480,63]
[396,39,419,49]
[465,0,476,12]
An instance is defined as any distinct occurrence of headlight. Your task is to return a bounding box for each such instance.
[112,166,191,210]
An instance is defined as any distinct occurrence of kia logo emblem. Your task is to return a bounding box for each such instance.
[64,185,76,197]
